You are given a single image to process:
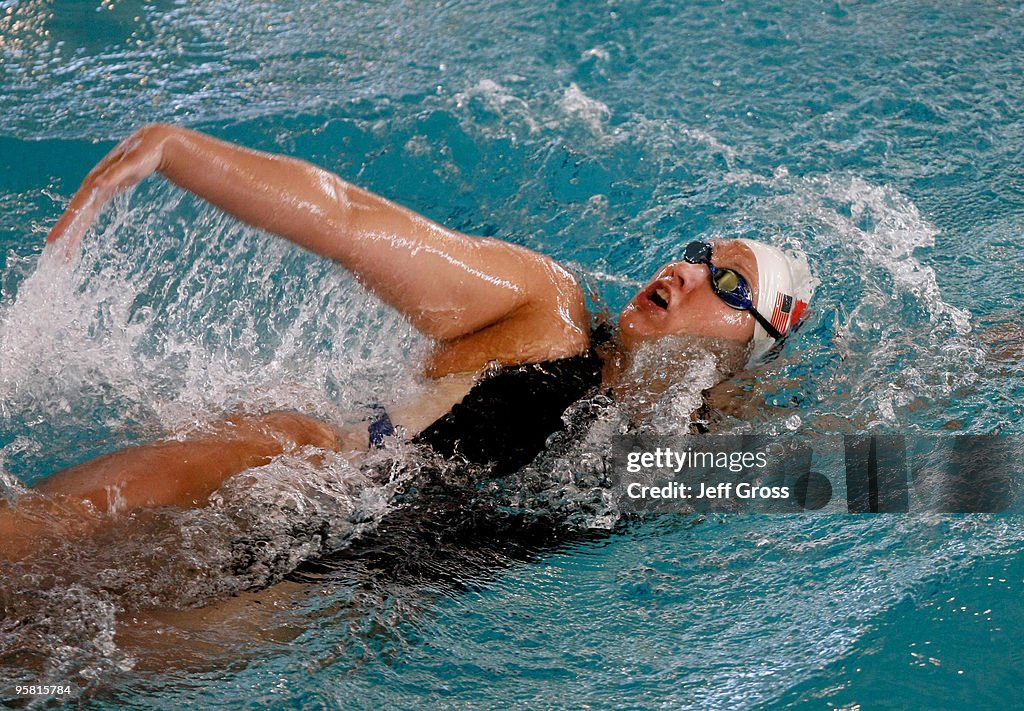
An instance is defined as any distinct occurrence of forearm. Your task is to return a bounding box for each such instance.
[34,411,341,512]
[155,125,355,258]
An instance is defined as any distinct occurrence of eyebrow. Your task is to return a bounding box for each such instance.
[712,243,755,282]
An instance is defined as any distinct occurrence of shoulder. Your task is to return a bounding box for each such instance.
[425,254,592,377]
[525,252,590,341]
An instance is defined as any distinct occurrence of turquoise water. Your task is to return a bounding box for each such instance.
[2,0,1024,707]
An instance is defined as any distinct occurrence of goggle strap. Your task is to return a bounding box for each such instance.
[684,240,784,340]
[748,306,784,340]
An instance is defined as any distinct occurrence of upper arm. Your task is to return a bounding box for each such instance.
[314,181,588,348]
[423,254,592,376]
[335,194,530,339]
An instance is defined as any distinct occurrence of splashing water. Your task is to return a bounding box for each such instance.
[3,1,1024,705]
[0,156,1005,701]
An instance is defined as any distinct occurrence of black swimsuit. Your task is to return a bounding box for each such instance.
[291,341,608,583]
[414,350,604,474]
[369,346,604,475]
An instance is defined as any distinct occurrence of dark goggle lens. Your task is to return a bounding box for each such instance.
[680,240,785,340]
[712,268,738,293]
[682,241,753,309]
[711,267,753,309]
[683,241,712,264]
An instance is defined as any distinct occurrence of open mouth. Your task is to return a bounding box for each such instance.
[651,286,667,309]
[649,285,670,310]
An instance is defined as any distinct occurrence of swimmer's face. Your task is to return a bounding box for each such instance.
[618,239,759,351]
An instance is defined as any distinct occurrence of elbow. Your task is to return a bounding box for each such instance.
[412,311,484,342]
[135,122,177,148]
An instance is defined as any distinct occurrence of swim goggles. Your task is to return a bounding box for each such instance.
[682,240,783,340]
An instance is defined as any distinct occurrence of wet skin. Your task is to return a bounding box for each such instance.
[4,125,765,547]
[618,240,760,351]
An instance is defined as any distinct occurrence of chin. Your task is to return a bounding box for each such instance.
[617,307,657,347]
[617,320,649,351]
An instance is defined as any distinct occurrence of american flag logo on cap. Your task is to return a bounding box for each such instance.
[770,293,792,335]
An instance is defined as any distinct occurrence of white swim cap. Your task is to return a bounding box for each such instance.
[736,239,815,364]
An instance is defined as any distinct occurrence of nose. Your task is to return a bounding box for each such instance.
[662,260,711,295]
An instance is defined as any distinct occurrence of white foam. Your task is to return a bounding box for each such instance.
[454,79,541,137]
[0,182,425,471]
[736,173,986,430]
[559,83,611,135]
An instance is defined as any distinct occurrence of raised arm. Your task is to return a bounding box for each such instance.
[45,125,588,360]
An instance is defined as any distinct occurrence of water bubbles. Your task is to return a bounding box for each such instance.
[723,172,990,433]
[559,83,612,136]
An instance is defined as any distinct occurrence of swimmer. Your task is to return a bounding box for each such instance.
[2,123,814,559]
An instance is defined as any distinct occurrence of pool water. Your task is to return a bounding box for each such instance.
[2,0,1024,708]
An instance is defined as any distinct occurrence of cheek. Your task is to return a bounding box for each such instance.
[719,309,750,329]
[690,303,755,340]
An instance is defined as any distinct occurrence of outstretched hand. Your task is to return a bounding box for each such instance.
[44,124,168,259]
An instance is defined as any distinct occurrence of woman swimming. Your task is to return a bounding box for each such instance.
[2,123,814,559]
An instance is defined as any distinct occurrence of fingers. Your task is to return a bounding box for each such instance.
[44,192,99,257]
[44,125,167,260]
